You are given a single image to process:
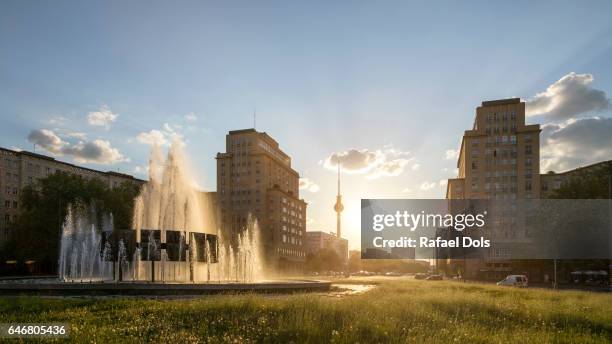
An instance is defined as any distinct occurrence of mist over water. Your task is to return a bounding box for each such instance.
[59,142,264,283]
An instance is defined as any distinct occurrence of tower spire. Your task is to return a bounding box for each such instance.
[333,161,344,238]
[337,162,340,196]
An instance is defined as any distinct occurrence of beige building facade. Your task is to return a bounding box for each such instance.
[305,230,348,263]
[444,98,542,280]
[216,129,307,273]
[446,98,541,201]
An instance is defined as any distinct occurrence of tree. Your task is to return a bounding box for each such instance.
[0,172,141,273]
[305,248,343,272]
[548,162,612,199]
[545,161,611,284]
[348,250,429,273]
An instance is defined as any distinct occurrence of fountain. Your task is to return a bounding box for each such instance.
[58,142,264,284]
[1,142,329,295]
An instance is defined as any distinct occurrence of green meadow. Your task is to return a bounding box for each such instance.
[0,278,610,343]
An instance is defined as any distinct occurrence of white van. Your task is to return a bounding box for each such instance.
[497,275,528,287]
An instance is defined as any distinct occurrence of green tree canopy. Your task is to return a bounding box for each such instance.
[1,171,142,270]
[547,162,612,199]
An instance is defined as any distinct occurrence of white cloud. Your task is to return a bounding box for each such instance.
[445,149,459,160]
[411,163,420,171]
[401,187,413,193]
[27,129,66,153]
[323,146,415,179]
[87,105,118,129]
[299,178,320,193]
[366,158,411,179]
[419,179,447,191]
[64,132,87,140]
[133,165,149,175]
[135,123,184,146]
[323,148,381,174]
[27,129,128,164]
[63,140,128,164]
[526,73,609,121]
[419,181,437,190]
[540,116,612,172]
[48,116,67,126]
[136,129,167,146]
[185,112,197,122]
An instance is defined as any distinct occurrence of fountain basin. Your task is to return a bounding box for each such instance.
[0,279,331,296]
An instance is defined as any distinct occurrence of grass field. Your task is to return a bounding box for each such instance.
[0,277,610,343]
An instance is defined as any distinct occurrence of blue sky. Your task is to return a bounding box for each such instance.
[2,1,612,248]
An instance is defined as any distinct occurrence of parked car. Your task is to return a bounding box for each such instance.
[414,273,429,280]
[425,275,443,281]
[497,275,528,287]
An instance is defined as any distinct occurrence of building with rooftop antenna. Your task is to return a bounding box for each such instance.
[216,129,307,274]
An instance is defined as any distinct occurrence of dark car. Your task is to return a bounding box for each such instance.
[425,275,443,281]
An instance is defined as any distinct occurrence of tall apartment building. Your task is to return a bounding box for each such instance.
[447,98,541,200]
[216,129,307,273]
[444,98,541,280]
[0,147,145,243]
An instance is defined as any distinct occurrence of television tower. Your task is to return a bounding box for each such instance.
[333,162,344,238]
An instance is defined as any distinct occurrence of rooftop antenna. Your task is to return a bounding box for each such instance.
[253,108,257,130]
[333,161,344,238]
[337,162,340,196]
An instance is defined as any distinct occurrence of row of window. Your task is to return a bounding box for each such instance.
[485,125,517,135]
[486,112,517,121]
[4,214,17,225]
[282,224,303,235]
[472,157,533,170]
[4,200,18,209]
[281,233,303,246]
[277,247,305,257]
[472,181,531,191]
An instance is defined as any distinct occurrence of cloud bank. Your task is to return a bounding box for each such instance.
[299,178,320,193]
[27,129,128,164]
[526,73,609,121]
[87,105,118,129]
[322,146,415,179]
[135,123,184,146]
[540,117,612,172]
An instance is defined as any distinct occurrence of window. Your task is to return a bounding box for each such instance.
[525,145,532,155]
[525,181,532,191]
[510,135,517,144]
